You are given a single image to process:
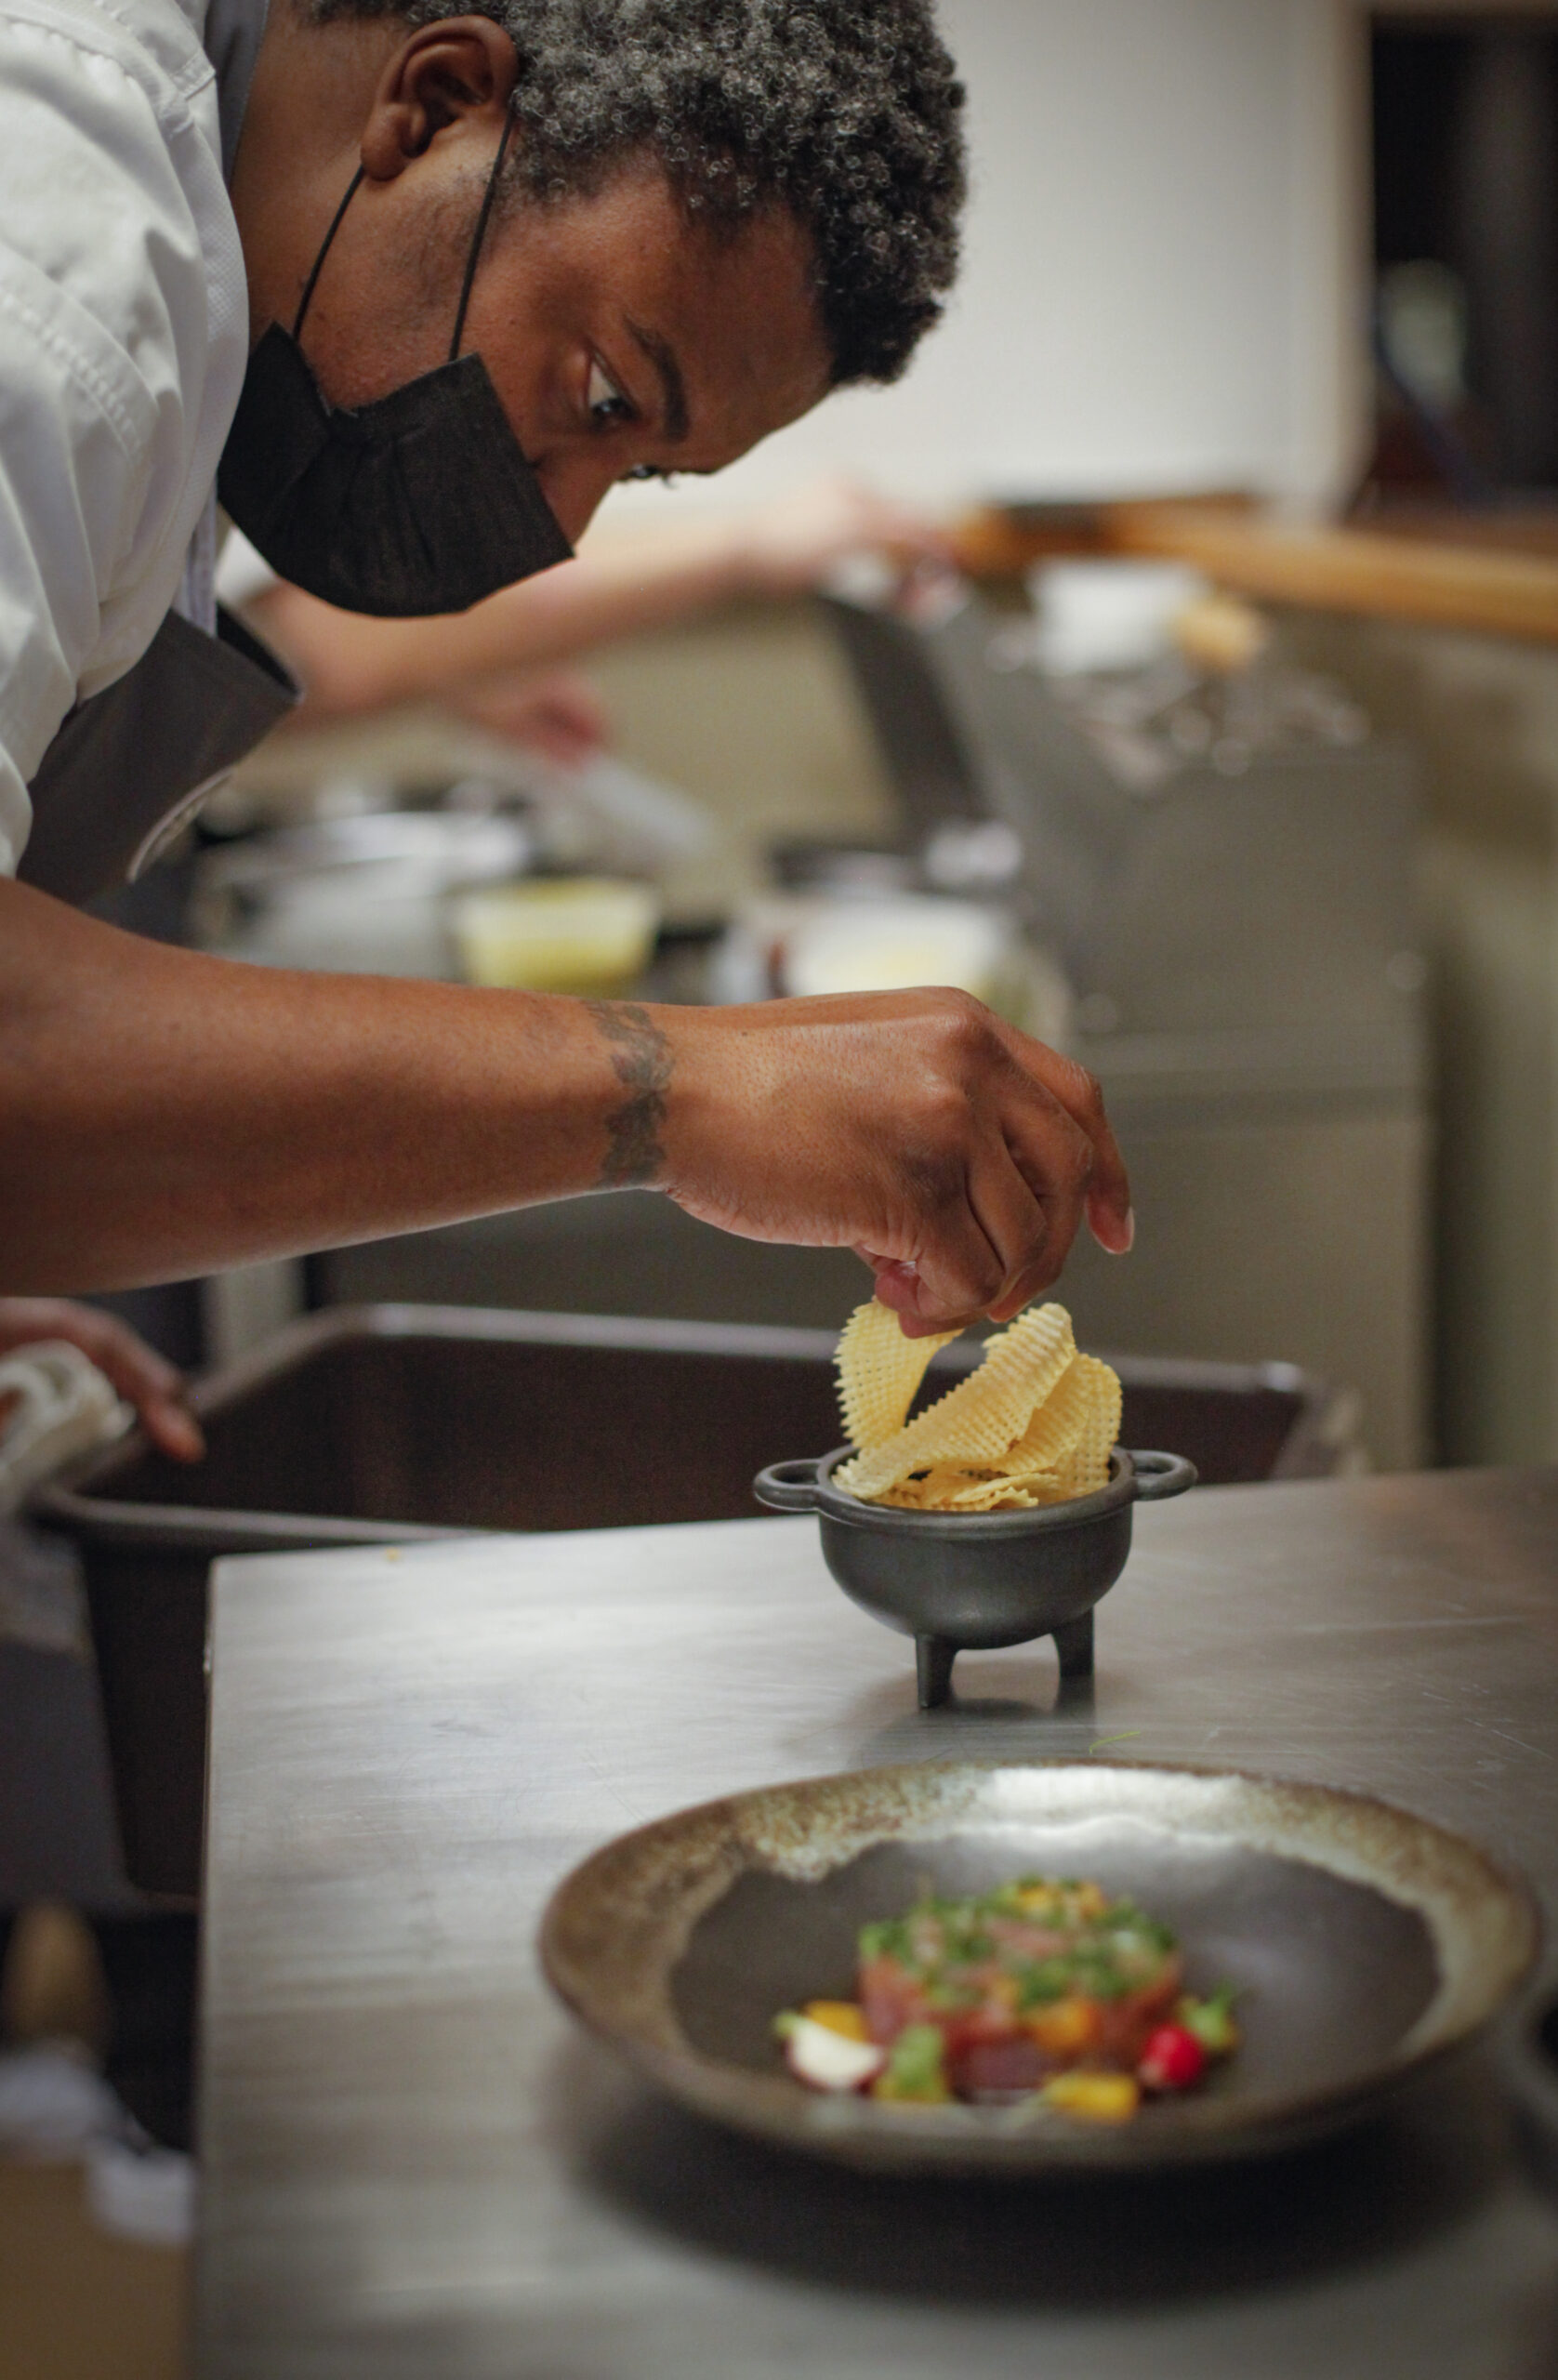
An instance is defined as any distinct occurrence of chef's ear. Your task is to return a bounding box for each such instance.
[361,17,518,180]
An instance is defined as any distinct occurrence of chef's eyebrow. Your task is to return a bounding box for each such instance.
[626,320,690,443]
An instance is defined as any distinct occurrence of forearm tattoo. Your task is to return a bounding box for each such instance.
[588,1001,673,1188]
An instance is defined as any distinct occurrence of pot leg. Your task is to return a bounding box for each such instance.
[916,1636,957,1709]
[1052,1611,1094,1681]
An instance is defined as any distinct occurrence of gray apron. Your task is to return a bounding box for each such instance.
[17,602,297,908]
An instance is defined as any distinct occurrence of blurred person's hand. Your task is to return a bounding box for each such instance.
[452,666,609,764]
[661,990,1133,1335]
[0,1299,202,1461]
[729,476,956,597]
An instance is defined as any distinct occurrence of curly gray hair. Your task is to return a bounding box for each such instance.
[306,0,967,385]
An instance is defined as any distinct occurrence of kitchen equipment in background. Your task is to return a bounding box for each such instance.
[191,808,535,976]
[191,750,710,985]
[753,1445,1195,1707]
[519,751,715,877]
[33,1306,1352,1898]
[820,581,1429,1468]
[1023,558,1369,799]
[1029,558,1210,676]
[451,878,661,995]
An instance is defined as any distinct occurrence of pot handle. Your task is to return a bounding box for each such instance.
[753,1459,825,1514]
[1129,1449,1198,1502]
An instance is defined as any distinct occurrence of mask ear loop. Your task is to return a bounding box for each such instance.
[292,165,367,342]
[449,102,518,361]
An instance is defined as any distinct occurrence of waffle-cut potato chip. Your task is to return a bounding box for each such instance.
[831,1300,1119,1514]
[948,1472,1056,1511]
[955,1484,1042,1512]
[835,1304,1076,1502]
[877,1462,972,1510]
[964,1468,1068,1507]
[991,1354,1092,1475]
[1051,1353,1122,1499]
[835,1301,958,1454]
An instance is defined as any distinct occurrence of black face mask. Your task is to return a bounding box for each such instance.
[218,111,574,616]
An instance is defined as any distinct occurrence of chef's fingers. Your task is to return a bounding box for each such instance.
[994,1030,1133,1258]
[976,1103,1097,1320]
[964,1132,1086,1325]
[0,1300,205,1462]
[875,1175,1012,1334]
[861,1124,1077,1336]
[868,1256,985,1338]
[854,1139,1011,1329]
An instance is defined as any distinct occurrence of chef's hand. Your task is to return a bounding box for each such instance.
[0,1299,204,1461]
[662,992,1132,1335]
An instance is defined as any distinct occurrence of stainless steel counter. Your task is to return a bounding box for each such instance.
[198,1471,1558,2378]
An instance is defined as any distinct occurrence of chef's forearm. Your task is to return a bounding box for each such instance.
[0,879,633,1290]
[1,879,1132,1329]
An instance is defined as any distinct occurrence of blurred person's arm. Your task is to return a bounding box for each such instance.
[244,480,952,725]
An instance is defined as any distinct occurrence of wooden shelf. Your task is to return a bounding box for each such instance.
[952,498,1558,648]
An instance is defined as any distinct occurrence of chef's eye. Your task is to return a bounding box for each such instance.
[588,359,635,428]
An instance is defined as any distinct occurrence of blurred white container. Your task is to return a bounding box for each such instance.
[452,879,661,996]
[714,894,1069,1042]
[1029,559,1209,676]
[782,895,1011,1003]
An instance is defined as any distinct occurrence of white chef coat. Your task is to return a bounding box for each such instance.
[0,0,250,878]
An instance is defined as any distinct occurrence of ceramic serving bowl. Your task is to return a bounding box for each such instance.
[753,1446,1197,1706]
[1503,1979,1558,2201]
[540,1758,1539,2176]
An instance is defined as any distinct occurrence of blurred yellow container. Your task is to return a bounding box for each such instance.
[451,879,660,996]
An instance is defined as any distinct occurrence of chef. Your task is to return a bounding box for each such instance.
[0,0,1133,1341]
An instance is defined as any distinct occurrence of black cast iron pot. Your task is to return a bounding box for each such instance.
[753,1447,1196,1707]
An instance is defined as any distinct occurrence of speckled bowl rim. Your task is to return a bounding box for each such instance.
[540,1757,1540,2176]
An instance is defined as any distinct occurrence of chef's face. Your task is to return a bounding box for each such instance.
[312,163,831,543]
[236,19,833,544]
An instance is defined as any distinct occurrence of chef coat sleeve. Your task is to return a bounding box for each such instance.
[0,4,245,880]
[0,248,154,878]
